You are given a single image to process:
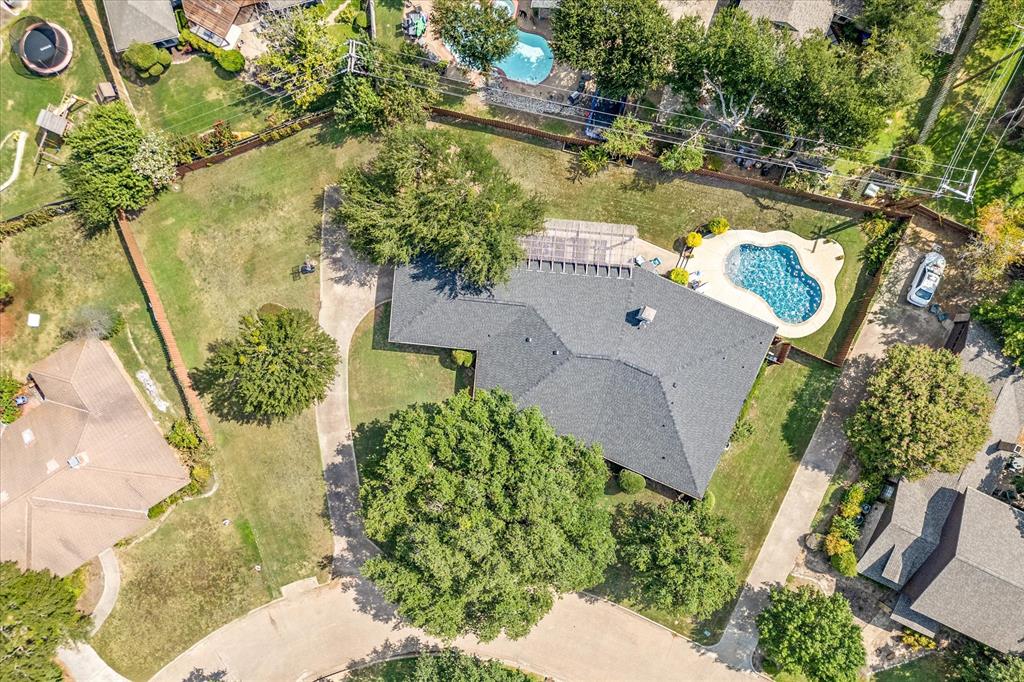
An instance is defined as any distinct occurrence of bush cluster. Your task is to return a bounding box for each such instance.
[258,121,302,143]
[668,267,689,285]
[62,306,125,341]
[900,630,937,652]
[0,204,69,239]
[575,145,610,177]
[860,214,904,275]
[451,349,474,367]
[124,42,171,78]
[148,423,213,520]
[171,121,236,164]
[617,468,646,494]
[1,372,23,424]
[708,216,730,235]
[730,417,753,443]
[685,231,703,249]
[179,29,245,73]
[824,482,868,577]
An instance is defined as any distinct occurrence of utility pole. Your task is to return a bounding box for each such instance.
[367,0,377,41]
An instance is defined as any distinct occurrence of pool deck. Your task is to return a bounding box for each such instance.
[683,230,844,339]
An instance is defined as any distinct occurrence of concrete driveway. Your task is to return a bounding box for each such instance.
[713,223,951,670]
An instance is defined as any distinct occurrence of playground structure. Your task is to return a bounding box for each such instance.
[32,92,88,168]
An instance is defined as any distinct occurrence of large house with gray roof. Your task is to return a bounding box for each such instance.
[388,251,776,499]
[857,323,1024,653]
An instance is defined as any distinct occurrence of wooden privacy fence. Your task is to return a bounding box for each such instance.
[116,212,215,444]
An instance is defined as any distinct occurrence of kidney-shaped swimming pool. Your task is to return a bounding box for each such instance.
[725,243,823,323]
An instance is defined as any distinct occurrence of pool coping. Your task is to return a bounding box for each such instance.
[683,229,844,339]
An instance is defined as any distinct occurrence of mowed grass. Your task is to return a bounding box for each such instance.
[0,214,181,421]
[91,128,375,680]
[122,56,276,135]
[0,0,109,218]
[348,303,470,467]
[874,654,949,681]
[449,124,871,360]
[592,357,839,641]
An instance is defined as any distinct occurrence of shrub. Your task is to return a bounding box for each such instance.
[1,205,67,239]
[838,483,866,518]
[730,417,753,443]
[830,515,860,543]
[708,216,729,235]
[354,10,369,30]
[897,143,934,176]
[123,42,171,78]
[824,532,852,557]
[831,550,858,577]
[618,468,646,494]
[658,138,704,172]
[167,418,202,452]
[974,281,1024,368]
[0,266,13,303]
[668,267,689,285]
[175,8,188,30]
[685,231,703,248]
[860,214,903,274]
[601,114,652,160]
[707,155,724,171]
[1,372,23,424]
[576,145,610,176]
[900,630,937,651]
[216,49,245,73]
[63,306,124,340]
[451,349,474,367]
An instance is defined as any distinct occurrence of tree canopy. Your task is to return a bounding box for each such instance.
[966,200,1024,283]
[411,649,531,681]
[613,500,741,619]
[336,126,544,287]
[551,0,673,98]
[60,102,152,230]
[757,586,866,682]
[845,344,993,479]
[975,281,1024,368]
[335,42,441,129]
[0,562,90,682]
[359,389,615,641]
[858,0,943,57]
[600,114,652,159]
[199,308,340,421]
[431,0,517,73]
[253,5,344,110]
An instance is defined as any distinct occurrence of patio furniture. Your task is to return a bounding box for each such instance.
[650,257,662,267]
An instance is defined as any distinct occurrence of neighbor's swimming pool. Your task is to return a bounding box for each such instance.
[447,0,554,85]
[725,244,822,323]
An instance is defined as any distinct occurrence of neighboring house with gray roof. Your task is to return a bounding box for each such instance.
[858,323,1024,653]
[0,339,189,577]
[738,0,839,37]
[102,0,179,53]
[388,253,776,498]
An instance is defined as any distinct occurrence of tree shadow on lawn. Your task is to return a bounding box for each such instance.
[368,303,474,392]
[779,357,842,465]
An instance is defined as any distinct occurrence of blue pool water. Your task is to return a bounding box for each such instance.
[725,244,822,323]
[447,0,554,85]
[496,30,554,85]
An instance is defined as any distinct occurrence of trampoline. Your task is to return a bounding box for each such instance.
[18,21,73,75]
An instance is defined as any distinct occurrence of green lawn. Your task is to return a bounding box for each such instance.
[372,0,408,50]
[592,357,839,641]
[450,124,871,360]
[91,127,375,680]
[874,654,949,681]
[0,0,110,218]
[123,56,275,136]
[348,302,471,467]
[0,215,180,421]
[927,23,1024,222]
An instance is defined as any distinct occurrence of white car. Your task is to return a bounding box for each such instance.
[907,251,946,307]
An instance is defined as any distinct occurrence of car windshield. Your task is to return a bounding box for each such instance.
[918,289,933,301]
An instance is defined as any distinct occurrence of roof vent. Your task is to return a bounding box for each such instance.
[21,428,35,446]
[553,350,560,355]
[525,337,532,343]
[67,453,89,469]
[638,305,657,327]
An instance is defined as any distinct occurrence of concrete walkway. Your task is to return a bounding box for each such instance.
[59,644,130,682]
[90,549,121,634]
[713,228,952,669]
[0,130,27,193]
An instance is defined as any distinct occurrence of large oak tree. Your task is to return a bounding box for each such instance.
[359,389,615,641]
[431,0,517,73]
[551,0,673,99]
[845,344,993,479]
[336,126,543,287]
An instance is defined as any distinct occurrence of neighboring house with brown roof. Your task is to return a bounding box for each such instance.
[0,339,188,577]
[182,0,322,48]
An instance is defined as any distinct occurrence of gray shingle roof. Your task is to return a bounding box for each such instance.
[858,323,1024,653]
[389,260,776,497]
[899,489,1024,654]
[102,0,180,53]
[738,0,837,37]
